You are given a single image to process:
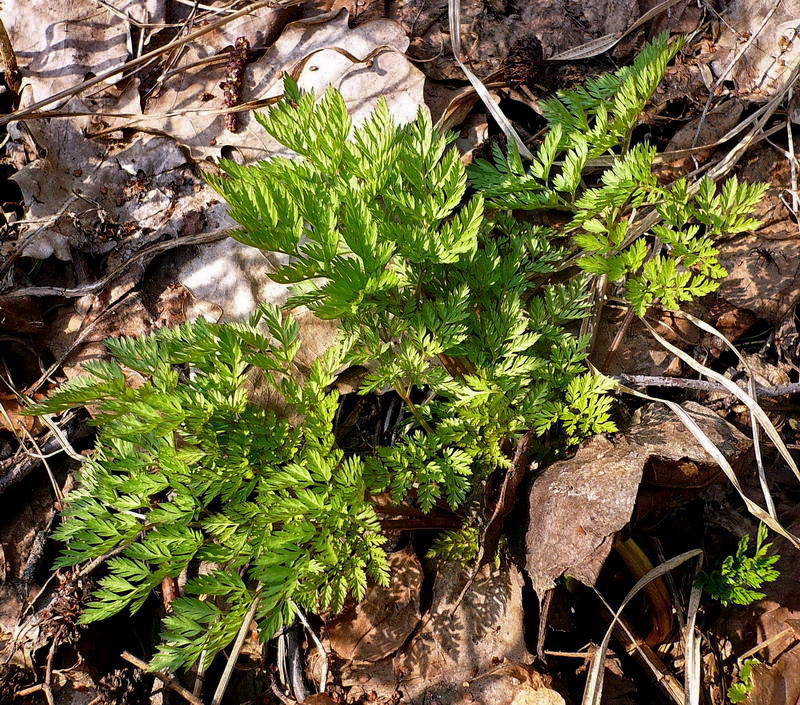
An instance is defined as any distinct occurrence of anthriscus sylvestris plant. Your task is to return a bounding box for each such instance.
[30,33,767,671]
[28,310,387,671]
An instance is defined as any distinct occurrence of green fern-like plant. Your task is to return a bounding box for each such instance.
[27,306,388,672]
[428,527,480,565]
[209,76,618,513]
[30,35,770,675]
[696,524,780,606]
[470,33,766,318]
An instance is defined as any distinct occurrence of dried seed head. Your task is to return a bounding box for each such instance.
[220,37,250,133]
[96,667,149,705]
[42,571,95,645]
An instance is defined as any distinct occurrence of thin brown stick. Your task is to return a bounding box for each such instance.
[536,588,554,659]
[14,684,46,698]
[615,374,800,398]
[736,626,796,662]
[43,625,64,705]
[600,308,635,371]
[120,651,204,705]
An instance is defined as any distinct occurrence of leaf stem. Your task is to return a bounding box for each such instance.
[393,381,434,434]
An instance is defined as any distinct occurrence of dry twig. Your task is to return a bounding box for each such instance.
[120,652,203,705]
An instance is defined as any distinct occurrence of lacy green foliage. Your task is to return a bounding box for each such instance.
[31,38,771,675]
[696,524,780,606]
[469,33,767,317]
[27,305,388,672]
[728,659,759,703]
[428,527,480,565]
[211,78,615,511]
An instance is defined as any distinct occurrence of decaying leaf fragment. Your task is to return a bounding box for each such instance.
[713,0,800,98]
[3,0,163,103]
[327,548,422,663]
[395,560,531,704]
[142,9,425,161]
[525,402,751,597]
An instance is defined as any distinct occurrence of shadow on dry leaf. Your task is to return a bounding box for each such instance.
[713,0,800,98]
[328,548,422,664]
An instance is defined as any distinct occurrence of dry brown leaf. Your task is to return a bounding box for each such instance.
[647,0,703,34]
[11,108,225,260]
[390,0,595,82]
[0,392,41,435]
[526,434,644,598]
[138,3,293,158]
[510,685,567,705]
[581,0,640,43]
[3,0,163,104]
[339,560,530,703]
[714,147,800,324]
[650,62,711,112]
[591,308,702,377]
[395,560,530,704]
[703,302,758,357]
[142,9,424,161]
[525,402,751,597]
[302,695,338,705]
[327,548,422,663]
[634,401,752,488]
[46,292,156,381]
[470,665,566,705]
[717,234,800,324]
[713,0,800,98]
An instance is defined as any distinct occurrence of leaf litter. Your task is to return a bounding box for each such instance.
[1,1,800,704]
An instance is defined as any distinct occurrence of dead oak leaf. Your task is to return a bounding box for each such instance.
[327,548,422,663]
[713,0,800,98]
[717,234,800,324]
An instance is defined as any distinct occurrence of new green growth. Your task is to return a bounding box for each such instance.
[30,34,768,671]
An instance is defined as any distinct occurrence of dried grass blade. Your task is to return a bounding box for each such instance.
[681,312,778,516]
[582,549,702,705]
[641,317,800,485]
[615,380,799,547]
[447,0,532,158]
[684,583,702,705]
